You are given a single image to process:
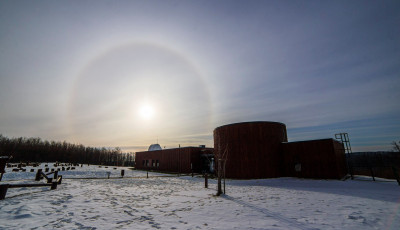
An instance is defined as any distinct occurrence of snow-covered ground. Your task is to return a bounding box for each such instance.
[0,164,399,230]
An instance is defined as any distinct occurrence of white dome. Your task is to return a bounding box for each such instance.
[148,144,162,151]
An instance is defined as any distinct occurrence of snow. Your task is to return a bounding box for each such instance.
[0,164,399,230]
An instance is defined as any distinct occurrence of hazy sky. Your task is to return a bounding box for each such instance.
[0,0,399,152]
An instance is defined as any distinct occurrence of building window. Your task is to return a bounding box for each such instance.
[156,160,159,168]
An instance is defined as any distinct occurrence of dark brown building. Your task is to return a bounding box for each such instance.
[135,121,348,180]
[213,121,347,179]
[135,146,213,174]
[281,139,347,179]
[214,121,287,179]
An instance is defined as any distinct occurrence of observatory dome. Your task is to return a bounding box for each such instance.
[148,144,162,151]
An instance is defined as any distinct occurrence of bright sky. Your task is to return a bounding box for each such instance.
[0,1,399,152]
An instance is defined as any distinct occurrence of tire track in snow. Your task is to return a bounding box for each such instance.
[222,194,319,230]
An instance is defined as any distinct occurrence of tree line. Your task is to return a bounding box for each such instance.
[347,150,400,180]
[0,134,134,166]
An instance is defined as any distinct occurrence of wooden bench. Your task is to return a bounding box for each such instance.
[0,168,63,200]
[0,175,62,200]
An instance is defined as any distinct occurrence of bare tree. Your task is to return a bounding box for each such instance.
[393,140,400,153]
[216,143,228,196]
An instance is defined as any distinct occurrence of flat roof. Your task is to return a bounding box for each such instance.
[136,146,213,153]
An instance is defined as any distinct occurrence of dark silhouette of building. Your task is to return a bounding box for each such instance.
[135,121,347,179]
[213,121,347,179]
[135,146,213,174]
[214,121,287,179]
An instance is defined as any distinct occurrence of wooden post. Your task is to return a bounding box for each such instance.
[51,181,58,190]
[35,169,42,181]
[347,155,354,180]
[53,171,58,179]
[147,171,148,178]
[369,164,375,181]
[57,175,63,185]
[205,174,208,188]
[223,176,226,194]
[392,167,400,186]
[0,157,8,176]
[121,170,125,178]
[217,159,222,196]
[223,159,226,194]
[178,144,181,177]
[0,184,9,200]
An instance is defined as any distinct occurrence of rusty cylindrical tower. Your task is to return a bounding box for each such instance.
[213,121,287,179]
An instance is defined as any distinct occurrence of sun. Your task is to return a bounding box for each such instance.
[139,104,155,120]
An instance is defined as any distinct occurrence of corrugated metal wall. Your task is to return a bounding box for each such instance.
[281,139,347,179]
[214,121,288,179]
